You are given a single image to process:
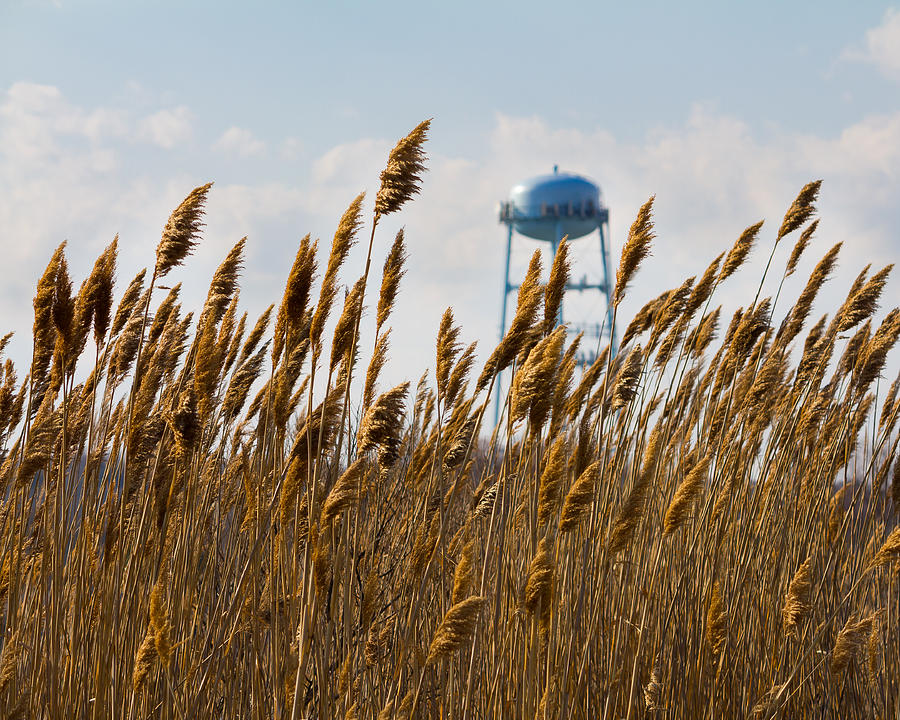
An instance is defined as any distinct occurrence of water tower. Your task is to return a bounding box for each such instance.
[496,166,615,422]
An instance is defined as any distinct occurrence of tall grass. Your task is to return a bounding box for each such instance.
[0,121,898,719]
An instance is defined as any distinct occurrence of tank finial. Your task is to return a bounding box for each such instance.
[553,164,558,174]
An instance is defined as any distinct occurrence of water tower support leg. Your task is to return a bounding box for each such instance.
[495,224,514,427]
[599,220,616,351]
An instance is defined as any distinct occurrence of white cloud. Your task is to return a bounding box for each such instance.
[1,82,899,397]
[0,84,203,369]
[843,8,900,81]
[281,136,304,159]
[136,106,192,148]
[214,126,266,157]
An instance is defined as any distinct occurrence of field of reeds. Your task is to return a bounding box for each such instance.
[0,120,899,719]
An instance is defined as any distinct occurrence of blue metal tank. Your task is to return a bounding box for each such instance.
[499,166,605,242]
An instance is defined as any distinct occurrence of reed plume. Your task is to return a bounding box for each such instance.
[614,196,655,306]
[310,194,364,352]
[330,277,365,372]
[663,453,710,537]
[374,119,430,218]
[706,582,727,656]
[477,250,544,391]
[166,388,199,457]
[451,538,475,605]
[156,182,212,278]
[610,344,642,411]
[777,180,822,241]
[112,269,146,337]
[376,229,407,332]
[149,578,172,667]
[685,252,723,319]
[444,341,477,411]
[30,243,65,412]
[543,237,570,334]
[147,283,181,347]
[537,435,567,525]
[786,243,841,342]
[609,431,660,555]
[867,526,900,570]
[0,631,19,696]
[785,219,818,277]
[363,327,391,410]
[79,236,118,348]
[322,457,366,523]
[523,537,554,637]
[132,630,157,693]
[837,263,892,332]
[426,596,484,665]
[436,308,462,402]
[200,237,245,327]
[558,460,600,534]
[643,657,662,711]
[511,326,565,430]
[831,614,875,675]
[782,558,812,637]
[443,416,477,473]
[239,304,273,364]
[720,220,763,281]
[357,381,408,467]
[275,234,317,363]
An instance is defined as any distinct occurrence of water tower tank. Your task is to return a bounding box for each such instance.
[499,167,607,243]
[495,166,616,425]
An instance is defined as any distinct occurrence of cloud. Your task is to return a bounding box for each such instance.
[0,83,205,369]
[281,136,303,159]
[842,8,900,81]
[137,106,192,148]
[1,81,899,397]
[214,126,266,157]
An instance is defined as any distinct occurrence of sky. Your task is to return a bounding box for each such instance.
[2,0,900,404]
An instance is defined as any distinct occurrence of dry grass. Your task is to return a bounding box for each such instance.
[0,122,899,720]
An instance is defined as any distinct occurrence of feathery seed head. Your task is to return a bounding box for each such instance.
[377,228,407,331]
[451,538,476,605]
[543,237,570,333]
[112,269,146,338]
[706,582,727,655]
[782,558,812,637]
[363,328,391,410]
[720,220,763,281]
[614,196,655,306]
[156,182,212,277]
[831,613,875,675]
[358,381,409,467]
[611,344,643,411]
[523,537,554,637]
[785,218,818,277]
[837,263,892,332]
[663,453,710,537]
[329,276,365,372]
[538,435,568,525]
[425,595,484,666]
[778,180,822,241]
[436,308,462,401]
[375,119,430,218]
[276,235,317,363]
[559,460,601,534]
[322,457,367,524]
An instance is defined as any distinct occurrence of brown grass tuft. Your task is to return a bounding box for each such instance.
[425,596,485,666]
[156,182,212,278]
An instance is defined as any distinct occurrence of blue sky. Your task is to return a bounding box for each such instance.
[2,0,899,394]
